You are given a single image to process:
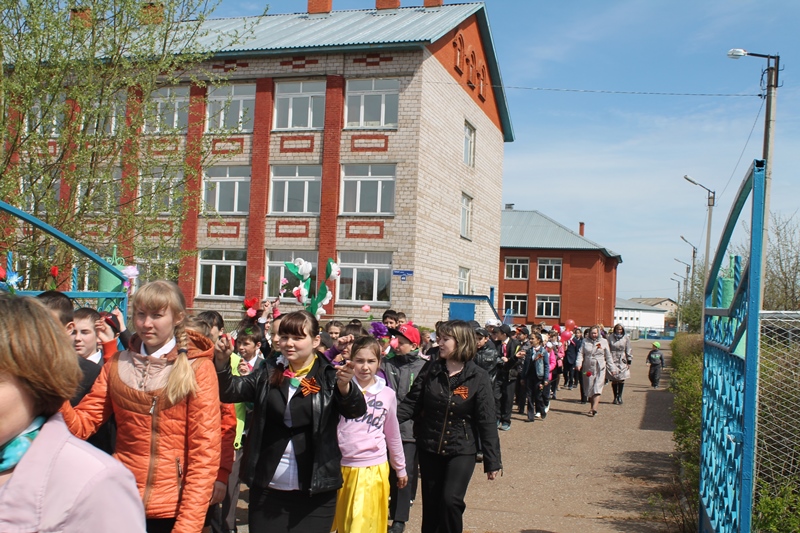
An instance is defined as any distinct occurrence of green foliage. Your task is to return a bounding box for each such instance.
[753,479,800,532]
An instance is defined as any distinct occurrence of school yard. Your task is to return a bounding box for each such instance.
[237,339,675,533]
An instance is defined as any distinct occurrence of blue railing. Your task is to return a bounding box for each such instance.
[699,160,765,533]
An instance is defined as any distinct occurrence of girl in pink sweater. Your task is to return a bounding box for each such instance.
[334,337,407,533]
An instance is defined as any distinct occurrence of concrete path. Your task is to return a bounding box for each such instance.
[236,339,675,533]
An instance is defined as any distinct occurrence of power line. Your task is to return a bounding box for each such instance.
[720,98,765,201]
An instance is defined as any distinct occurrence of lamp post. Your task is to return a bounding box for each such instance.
[684,175,715,284]
[728,48,779,305]
[670,277,682,331]
[675,258,691,301]
[680,236,697,301]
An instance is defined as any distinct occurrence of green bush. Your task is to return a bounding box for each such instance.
[754,479,800,532]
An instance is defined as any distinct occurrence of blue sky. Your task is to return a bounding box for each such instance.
[215,0,800,299]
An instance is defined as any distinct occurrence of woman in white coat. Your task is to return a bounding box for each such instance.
[575,326,614,417]
[607,324,632,405]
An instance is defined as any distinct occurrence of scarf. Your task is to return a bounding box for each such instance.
[0,416,46,474]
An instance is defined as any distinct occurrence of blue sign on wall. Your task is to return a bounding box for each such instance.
[393,270,413,281]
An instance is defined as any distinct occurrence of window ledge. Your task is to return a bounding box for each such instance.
[460,235,472,242]
[204,131,253,135]
[271,128,324,133]
[343,126,398,132]
[267,213,320,218]
[339,213,395,218]
[201,213,250,218]
[195,295,246,301]
[336,302,392,308]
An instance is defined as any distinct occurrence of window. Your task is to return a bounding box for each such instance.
[453,34,464,73]
[538,258,562,280]
[460,193,472,239]
[266,250,318,300]
[504,294,527,317]
[458,267,470,295]
[536,295,561,318]
[274,81,325,129]
[135,248,180,290]
[346,79,399,128]
[78,168,122,214]
[204,166,251,214]
[20,175,60,214]
[467,51,476,87]
[207,84,256,132]
[199,249,247,297]
[27,95,65,137]
[271,165,322,214]
[505,258,529,279]
[84,92,126,135]
[139,166,184,216]
[342,164,395,215]
[463,122,475,166]
[337,252,392,304]
[145,87,189,133]
[478,65,487,99]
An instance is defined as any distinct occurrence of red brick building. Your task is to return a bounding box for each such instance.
[499,209,622,327]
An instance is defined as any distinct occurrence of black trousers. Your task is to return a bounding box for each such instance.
[220,448,243,531]
[249,487,336,533]
[526,378,547,420]
[562,361,576,387]
[418,451,476,533]
[390,441,419,522]
[146,518,176,533]
[578,370,588,402]
[494,377,516,424]
[649,366,662,387]
[514,378,526,411]
[611,381,625,399]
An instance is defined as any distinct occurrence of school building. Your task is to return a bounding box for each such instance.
[138,1,515,326]
[498,208,622,328]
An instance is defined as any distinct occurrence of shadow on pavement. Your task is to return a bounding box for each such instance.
[638,376,674,432]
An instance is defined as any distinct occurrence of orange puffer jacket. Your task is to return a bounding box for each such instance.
[62,331,221,533]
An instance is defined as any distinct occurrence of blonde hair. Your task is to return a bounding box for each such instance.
[0,295,82,415]
[133,281,196,404]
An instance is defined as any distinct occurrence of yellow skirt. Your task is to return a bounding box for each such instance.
[332,462,390,533]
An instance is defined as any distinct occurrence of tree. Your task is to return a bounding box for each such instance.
[0,0,252,289]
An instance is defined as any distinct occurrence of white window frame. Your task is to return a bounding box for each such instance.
[266,250,318,301]
[84,93,126,136]
[203,166,251,215]
[536,294,561,318]
[139,167,184,216]
[78,168,122,215]
[198,249,247,298]
[144,87,190,134]
[460,193,472,239]
[336,252,392,304]
[341,164,395,215]
[458,267,471,295]
[274,80,326,130]
[345,78,400,128]
[270,165,322,215]
[206,84,256,133]
[27,95,65,137]
[134,248,180,291]
[505,257,529,280]
[538,258,562,280]
[463,121,475,166]
[504,294,528,317]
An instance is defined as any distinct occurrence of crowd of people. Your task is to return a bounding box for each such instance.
[0,281,665,533]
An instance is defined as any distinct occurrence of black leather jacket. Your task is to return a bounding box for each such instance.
[397,359,502,473]
[474,342,499,382]
[217,356,366,494]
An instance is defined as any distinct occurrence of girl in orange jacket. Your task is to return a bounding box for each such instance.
[62,280,221,533]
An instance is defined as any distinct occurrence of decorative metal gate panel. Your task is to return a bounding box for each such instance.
[0,200,128,313]
[699,160,766,533]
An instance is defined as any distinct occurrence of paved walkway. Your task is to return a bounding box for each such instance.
[237,339,675,533]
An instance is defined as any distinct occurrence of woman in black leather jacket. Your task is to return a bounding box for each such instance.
[214,311,366,533]
[397,320,501,533]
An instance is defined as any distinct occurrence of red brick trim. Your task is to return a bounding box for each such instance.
[149,137,180,155]
[350,134,389,152]
[148,220,174,237]
[353,54,394,67]
[211,59,249,73]
[279,135,315,153]
[275,220,310,238]
[211,137,244,155]
[345,221,384,239]
[207,221,241,239]
[279,56,320,70]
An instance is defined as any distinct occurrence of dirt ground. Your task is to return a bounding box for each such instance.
[236,339,675,533]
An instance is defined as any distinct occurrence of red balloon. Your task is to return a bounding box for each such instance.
[560,331,573,342]
[552,324,561,333]
[565,319,576,331]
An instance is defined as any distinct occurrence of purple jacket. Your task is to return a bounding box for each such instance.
[0,413,145,532]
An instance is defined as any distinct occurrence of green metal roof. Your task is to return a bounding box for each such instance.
[500,210,622,262]
[196,3,513,141]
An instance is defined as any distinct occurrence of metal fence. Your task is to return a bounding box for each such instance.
[756,311,800,513]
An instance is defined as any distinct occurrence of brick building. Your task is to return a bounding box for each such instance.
[138,0,514,326]
[499,209,622,327]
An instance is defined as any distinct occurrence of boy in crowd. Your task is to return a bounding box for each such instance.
[647,341,665,388]
[396,312,408,325]
[383,323,426,533]
[492,324,522,431]
[382,309,399,329]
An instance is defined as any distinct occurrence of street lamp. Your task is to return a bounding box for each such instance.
[728,48,779,305]
[684,175,715,285]
[675,258,691,295]
[680,235,697,302]
[670,277,682,331]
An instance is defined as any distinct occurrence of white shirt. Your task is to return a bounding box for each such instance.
[139,337,176,359]
[268,381,301,491]
[86,350,103,365]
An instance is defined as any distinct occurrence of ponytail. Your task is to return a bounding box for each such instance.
[165,321,197,404]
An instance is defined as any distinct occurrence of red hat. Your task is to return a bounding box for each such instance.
[390,324,420,346]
